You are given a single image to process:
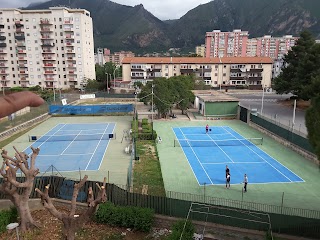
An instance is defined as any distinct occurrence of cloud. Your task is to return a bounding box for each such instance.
[1,0,47,8]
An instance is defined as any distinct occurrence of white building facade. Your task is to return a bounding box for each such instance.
[0,7,95,90]
[122,57,273,89]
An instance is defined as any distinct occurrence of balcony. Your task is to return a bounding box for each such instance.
[0,43,7,48]
[15,21,24,28]
[41,43,54,47]
[0,50,6,54]
[40,19,52,25]
[44,63,54,67]
[42,49,55,54]
[0,70,7,74]
[17,43,26,47]
[69,77,76,82]
[0,63,7,67]
[230,76,246,80]
[248,76,262,81]
[19,63,27,68]
[18,50,26,54]
[64,28,74,32]
[0,24,4,29]
[180,69,194,74]
[41,34,53,39]
[40,28,52,32]
[20,77,28,81]
[43,56,56,60]
[15,35,25,41]
[16,28,24,33]
[45,77,54,81]
[0,57,7,61]
[19,70,28,75]
[64,20,73,24]
[248,68,263,73]
[65,34,74,39]
[67,57,75,61]
[44,70,54,74]
[0,36,6,41]
[66,42,74,46]
[18,57,25,60]
[67,64,76,68]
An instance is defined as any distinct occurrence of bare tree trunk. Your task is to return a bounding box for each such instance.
[62,218,76,240]
[16,199,39,231]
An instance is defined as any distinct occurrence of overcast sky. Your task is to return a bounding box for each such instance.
[0,0,212,20]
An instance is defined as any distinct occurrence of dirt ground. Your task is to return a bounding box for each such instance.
[0,207,158,240]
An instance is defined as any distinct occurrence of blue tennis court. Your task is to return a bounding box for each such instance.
[173,126,304,186]
[24,123,116,172]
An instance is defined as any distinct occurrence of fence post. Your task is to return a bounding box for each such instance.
[281,192,284,214]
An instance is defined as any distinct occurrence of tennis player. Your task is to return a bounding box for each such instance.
[225,165,230,178]
[226,173,231,189]
[243,174,248,192]
[205,124,209,133]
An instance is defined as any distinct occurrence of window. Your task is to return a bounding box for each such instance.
[78,61,82,65]
[28,54,32,58]
[28,47,31,51]
[223,73,226,76]
[63,75,66,78]
[33,33,37,37]
[13,81,16,84]
[224,65,226,68]
[26,25,29,29]
[32,18,36,22]
[78,54,81,58]
[76,25,79,29]
[60,25,62,29]
[34,40,37,43]
[12,67,14,71]
[35,47,38,50]
[76,32,80,36]
[38,75,41,79]
[62,54,64,57]
[11,61,14,64]
[60,32,63,36]
[9,40,11,43]
[27,33,30,36]
[6,18,9,22]
[61,39,63,43]
[33,26,36,29]
[8,33,11,36]
[77,40,80,43]
[36,61,40,65]
[38,82,41,85]
[7,26,10,29]
[75,17,79,21]
[62,61,65,64]
[30,68,33,72]
[215,73,218,76]
[29,61,32,65]
[10,54,13,57]
[61,47,64,50]
[63,68,65,71]
[37,68,40,71]
[59,18,62,21]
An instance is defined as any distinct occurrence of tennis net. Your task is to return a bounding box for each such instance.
[29,133,116,142]
[174,138,263,147]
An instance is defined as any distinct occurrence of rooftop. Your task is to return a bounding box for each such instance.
[193,90,239,103]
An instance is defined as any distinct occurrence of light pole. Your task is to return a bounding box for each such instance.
[105,71,109,93]
[261,85,265,115]
[151,84,154,139]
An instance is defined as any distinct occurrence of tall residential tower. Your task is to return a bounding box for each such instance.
[0,7,95,90]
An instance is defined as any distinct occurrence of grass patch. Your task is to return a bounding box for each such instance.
[133,140,165,196]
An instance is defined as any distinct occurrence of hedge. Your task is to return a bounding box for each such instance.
[95,202,154,232]
[166,220,195,240]
[0,208,18,233]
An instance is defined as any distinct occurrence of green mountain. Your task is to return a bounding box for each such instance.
[27,0,320,53]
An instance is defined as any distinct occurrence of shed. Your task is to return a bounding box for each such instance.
[193,90,239,118]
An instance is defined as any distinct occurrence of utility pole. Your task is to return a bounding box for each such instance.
[261,86,265,115]
[151,84,154,139]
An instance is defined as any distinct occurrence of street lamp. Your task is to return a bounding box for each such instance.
[105,71,109,93]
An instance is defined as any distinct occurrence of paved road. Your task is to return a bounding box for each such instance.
[229,92,307,136]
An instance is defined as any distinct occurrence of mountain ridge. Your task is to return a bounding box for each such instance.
[25,0,320,53]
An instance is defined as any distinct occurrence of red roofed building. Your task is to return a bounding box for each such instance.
[121,57,273,89]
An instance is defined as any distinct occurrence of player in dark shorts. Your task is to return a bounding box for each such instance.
[225,165,230,178]
[226,173,231,189]
[206,124,209,133]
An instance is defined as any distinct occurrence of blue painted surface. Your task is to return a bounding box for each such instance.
[49,104,133,115]
[25,123,115,172]
[173,126,304,185]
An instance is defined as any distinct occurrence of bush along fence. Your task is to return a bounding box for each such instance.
[0,176,319,239]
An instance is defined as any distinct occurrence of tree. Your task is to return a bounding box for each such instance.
[305,77,320,161]
[85,79,104,92]
[137,76,195,118]
[36,175,107,240]
[0,147,40,232]
[273,30,319,100]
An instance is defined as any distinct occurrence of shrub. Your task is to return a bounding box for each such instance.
[141,118,149,126]
[166,220,195,240]
[138,131,157,140]
[10,87,24,92]
[95,202,154,232]
[0,207,18,233]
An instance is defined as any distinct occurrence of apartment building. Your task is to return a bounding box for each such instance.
[195,44,206,57]
[94,48,135,66]
[122,57,273,88]
[0,7,95,90]
[205,29,249,58]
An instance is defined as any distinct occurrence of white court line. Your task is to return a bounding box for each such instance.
[26,124,67,153]
[40,153,93,156]
[178,128,213,185]
[202,162,263,165]
[206,134,235,163]
[172,127,203,186]
[222,126,294,182]
[97,123,115,170]
[55,128,109,132]
[85,124,110,171]
[60,130,83,155]
[184,133,232,136]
